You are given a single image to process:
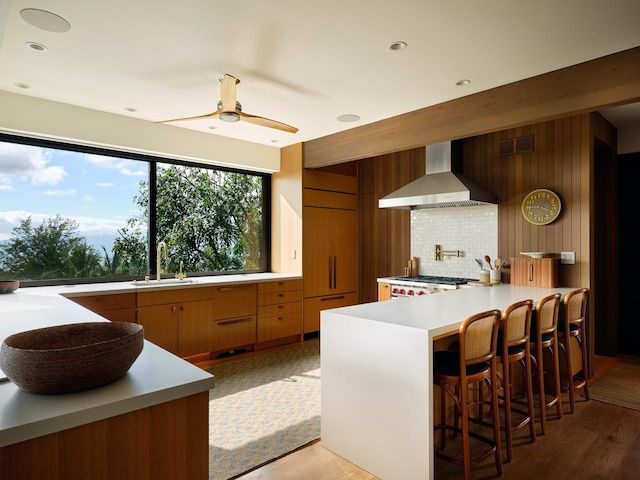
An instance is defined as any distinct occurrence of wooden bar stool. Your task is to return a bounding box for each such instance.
[496,299,536,462]
[558,288,590,413]
[530,293,563,435]
[434,309,504,480]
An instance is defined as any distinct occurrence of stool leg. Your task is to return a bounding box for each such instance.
[460,379,472,480]
[534,343,548,435]
[551,338,563,419]
[579,325,590,401]
[502,359,514,462]
[490,363,504,477]
[524,345,537,443]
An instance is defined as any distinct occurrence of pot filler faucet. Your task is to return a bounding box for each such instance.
[156,241,168,281]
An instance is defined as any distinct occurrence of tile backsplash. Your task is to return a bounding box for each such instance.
[411,205,498,280]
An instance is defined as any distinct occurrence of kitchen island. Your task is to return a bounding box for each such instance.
[321,285,575,480]
[0,275,295,479]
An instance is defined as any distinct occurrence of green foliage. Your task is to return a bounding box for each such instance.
[0,165,264,281]
[0,215,101,280]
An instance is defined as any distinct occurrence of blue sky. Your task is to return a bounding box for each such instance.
[0,140,147,251]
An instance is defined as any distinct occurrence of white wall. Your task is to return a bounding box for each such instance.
[410,205,498,280]
[0,91,281,173]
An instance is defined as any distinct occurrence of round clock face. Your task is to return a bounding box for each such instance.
[521,189,561,225]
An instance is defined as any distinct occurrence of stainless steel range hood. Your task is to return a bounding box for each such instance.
[378,141,497,209]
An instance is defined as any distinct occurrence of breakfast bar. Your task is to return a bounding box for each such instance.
[320,285,575,480]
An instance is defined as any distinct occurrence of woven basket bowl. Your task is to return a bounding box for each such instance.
[0,322,144,394]
[0,280,20,294]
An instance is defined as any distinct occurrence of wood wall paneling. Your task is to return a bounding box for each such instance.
[304,47,640,167]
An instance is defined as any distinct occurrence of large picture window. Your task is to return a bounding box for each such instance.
[0,134,269,286]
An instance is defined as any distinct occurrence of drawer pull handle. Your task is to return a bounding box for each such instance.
[321,295,345,302]
[217,317,254,326]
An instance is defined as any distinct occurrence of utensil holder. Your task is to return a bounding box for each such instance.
[479,271,490,283]
[490,270,501,284]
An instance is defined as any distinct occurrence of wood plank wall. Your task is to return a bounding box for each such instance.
[358,148,425,303]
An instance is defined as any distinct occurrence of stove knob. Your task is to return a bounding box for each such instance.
[417,290,425,295]
[392,287,398,294]
[399,289,405,295]
[408,290,415,296]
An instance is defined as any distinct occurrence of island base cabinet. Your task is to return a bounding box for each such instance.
[304,293,358,333]
[0,392,209,480]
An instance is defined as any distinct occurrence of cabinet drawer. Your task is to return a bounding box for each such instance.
[258,301,302,318]
[211,315,256,352]
[303,292,358,333]
[258,290,302,306]
[69,293,136,311]
[257,313,302,342]
[212,284,257,319]
[257,279,302,295]
[137,286,215,307]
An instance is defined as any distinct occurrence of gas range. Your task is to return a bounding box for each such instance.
[387,275,472,298]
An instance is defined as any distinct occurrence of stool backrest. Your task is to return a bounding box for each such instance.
[459,309,501,366]
[564,288,589,327]
[535,293,561,336]
[502,299,533,347]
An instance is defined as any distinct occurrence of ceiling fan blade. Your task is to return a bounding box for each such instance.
[155,110,221,124]
[220,74,239,112]
[239,111,298,133]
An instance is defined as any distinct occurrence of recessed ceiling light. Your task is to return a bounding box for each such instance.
[389,41,407,51]
[124,107,137,112]
[270,139,279,143]
[19,8,71,33]
[13,83,31,89]
[337,114,360,123]
[456,79,471,86]
[26,42,47,51]
[208,126,217,130]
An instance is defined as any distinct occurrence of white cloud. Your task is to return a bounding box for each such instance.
[0,142,66,186]
[43,188,77,196]
[84,153,146,177]
[0,210,130,238]
[96,182,115,187]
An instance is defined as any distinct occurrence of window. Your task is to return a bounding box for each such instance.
[0,134,269,286]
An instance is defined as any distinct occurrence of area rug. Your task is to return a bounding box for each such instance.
[590,355,640,411]
[206,340,321,479]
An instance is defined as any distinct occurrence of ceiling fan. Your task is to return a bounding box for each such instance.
[156,74,298,133]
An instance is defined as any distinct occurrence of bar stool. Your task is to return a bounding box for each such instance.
[558,288,590,413]
[434,309,504,480]
[530,293,563,435]
[496,299,536,462]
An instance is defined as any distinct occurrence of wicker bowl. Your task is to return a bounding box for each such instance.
[0,322,144,394]
[0,280,20,294]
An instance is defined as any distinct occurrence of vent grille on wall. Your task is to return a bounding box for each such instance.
[499,135,534,156]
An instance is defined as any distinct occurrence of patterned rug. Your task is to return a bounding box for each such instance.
[206,340,321,479]
[590,355,640,411]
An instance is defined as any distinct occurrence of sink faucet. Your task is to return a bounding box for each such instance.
[156,241,168,281]
[175,260,187,280]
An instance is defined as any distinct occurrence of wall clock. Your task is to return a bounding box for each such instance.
[521,188,561,225]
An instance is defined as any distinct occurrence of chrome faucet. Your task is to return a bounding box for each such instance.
[156,241,168,281]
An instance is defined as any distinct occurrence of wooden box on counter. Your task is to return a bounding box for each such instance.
[510,257,559,288]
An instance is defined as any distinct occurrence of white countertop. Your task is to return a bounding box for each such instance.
[328,284,576,338]
[0,272,299,447]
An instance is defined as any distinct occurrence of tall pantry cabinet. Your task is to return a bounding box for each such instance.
[303,169,358,333]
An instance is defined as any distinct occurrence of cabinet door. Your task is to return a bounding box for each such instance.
[378,282,391,301]
[303,207,333,297]
[178,299,216,357]
[137,304,179,354]
[331,208,358,294]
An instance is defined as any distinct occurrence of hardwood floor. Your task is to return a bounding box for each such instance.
[235,355,640,479]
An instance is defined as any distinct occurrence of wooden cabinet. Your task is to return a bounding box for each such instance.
[68,293,136,323]
[257,279,303,343]
[137,287,216,356]
[210,284,257,353]
[378,282,391,301]
[303,169,358,333]
[510,257,560,287]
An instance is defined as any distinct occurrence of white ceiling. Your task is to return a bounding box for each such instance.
[1,0,639,149]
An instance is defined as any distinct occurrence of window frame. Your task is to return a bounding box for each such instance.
[0,133,271,287]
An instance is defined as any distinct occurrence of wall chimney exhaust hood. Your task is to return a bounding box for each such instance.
[378,141,497,209]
